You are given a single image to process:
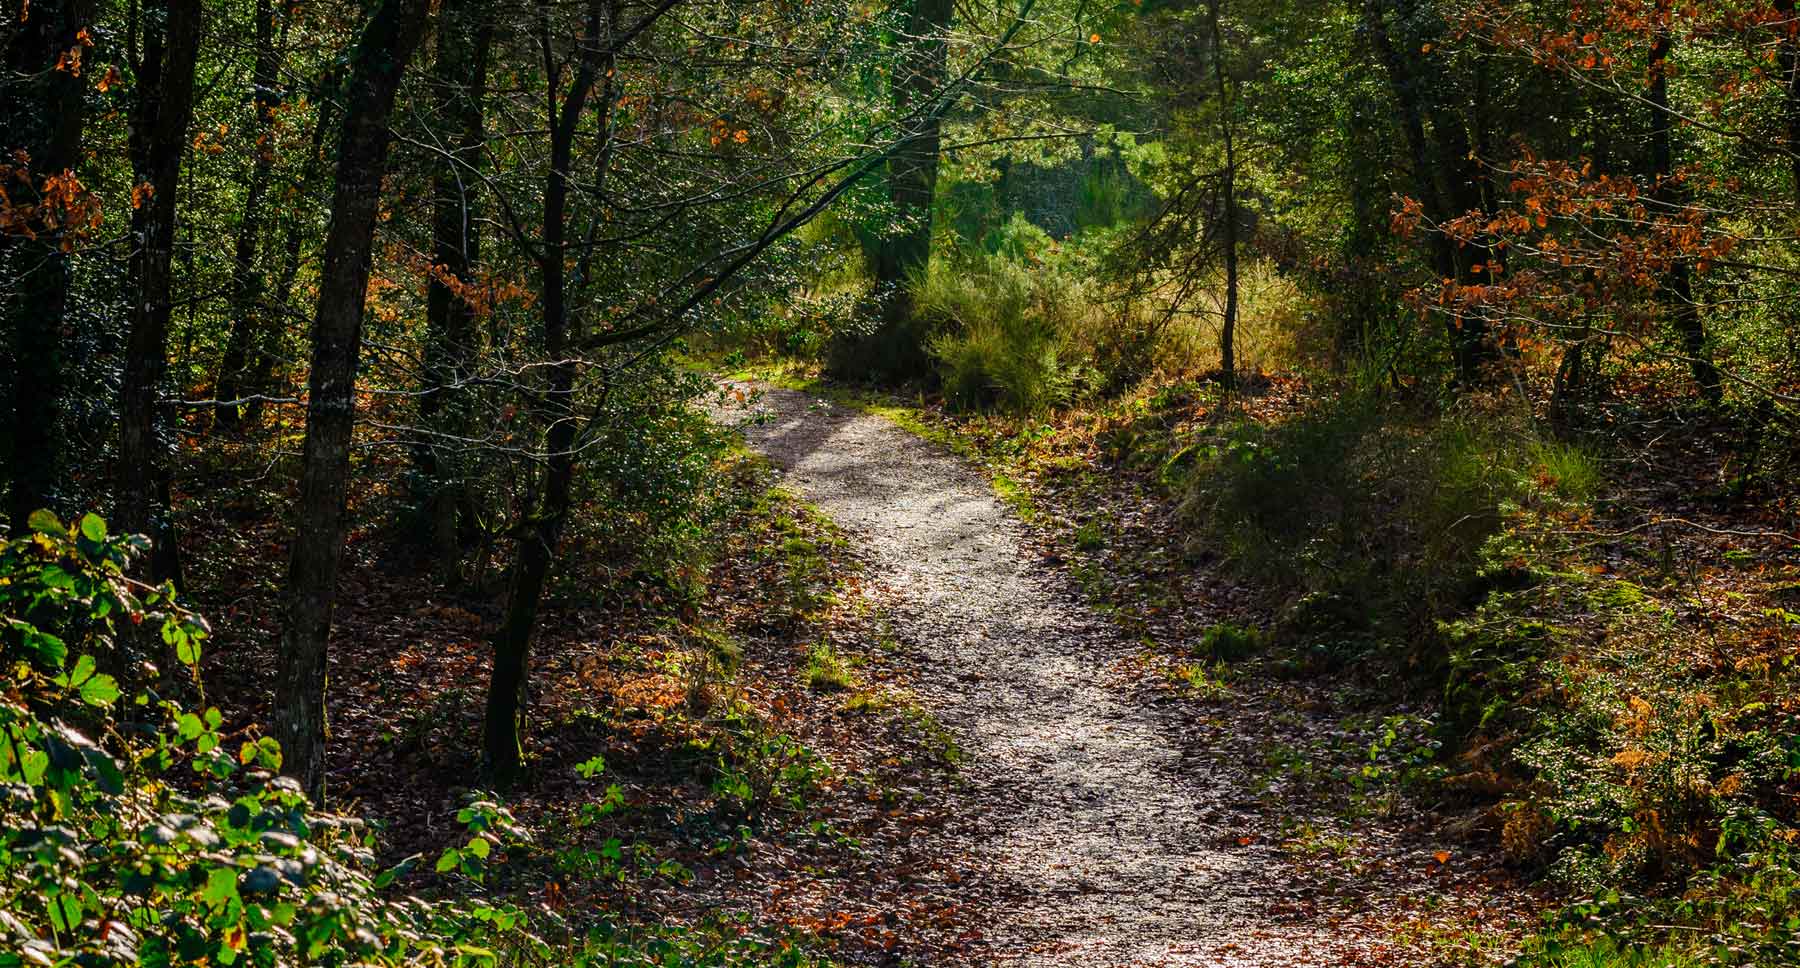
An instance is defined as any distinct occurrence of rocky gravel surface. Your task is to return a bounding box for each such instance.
[708,383,1481,966]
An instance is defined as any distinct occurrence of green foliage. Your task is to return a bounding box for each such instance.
[0,515,525,967]
[802,639,855,692]
[0,517,841,967]
[566,366,738,604]
[1194,622,1265,662]
[916,252,1082,414]
[1181,395,1590,661]
[708,713,832,815]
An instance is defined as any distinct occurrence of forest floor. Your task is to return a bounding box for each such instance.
[709,381,1544,966]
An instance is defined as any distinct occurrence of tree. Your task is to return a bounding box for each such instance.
[413,0,494,578]
[274,0,433,800]
[210,0,287,430]
[1360,0,1498,382]
[483,0,614,788]
[114,0,202,588]
[829,0,954,381]
[1206,0,1239,387]
[1645,15,1720,404]
[1,0,96,529]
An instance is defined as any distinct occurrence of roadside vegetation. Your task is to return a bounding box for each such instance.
[6,0,1800,960]
[698,2,1800,958]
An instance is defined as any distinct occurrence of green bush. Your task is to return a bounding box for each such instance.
[915,254,1082,414]
[1181,395,1597,659]
[0,511,542,967]
[0,512,832,968]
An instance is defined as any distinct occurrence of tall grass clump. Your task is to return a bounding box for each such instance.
[915,252,1085,415]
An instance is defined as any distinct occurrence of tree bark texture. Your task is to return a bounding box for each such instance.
[116,0,201,588]
[275,0,432,801]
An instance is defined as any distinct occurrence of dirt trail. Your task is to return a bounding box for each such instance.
[712,384,1413,967]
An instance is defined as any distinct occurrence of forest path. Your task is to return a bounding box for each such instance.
[710,383,1406,967]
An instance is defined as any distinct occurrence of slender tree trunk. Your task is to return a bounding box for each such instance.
[213,0,284,429]
[485,0,608,788]
[417,0,492,576]
[241,101,334,428]
[116,0,201,588]
[2,0,92,530]
[275,0,432,801]
[1208,0,1238,388]
[1362,0,1494,383]
[830,0,952,381]
[1647,24,1722,404]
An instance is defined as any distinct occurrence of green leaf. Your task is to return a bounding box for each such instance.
[574,754,607,779]
[435,848,461,873]
[47,891,81,932]
[26,509,62,535]
[30,630,67,666]
[177,713,204,741]
[466,836,491,859]
[21,749,48,784]
[202,866,238,908]
[257,736,283,769]
[78,513,106,542]
[78,672,119,708]
[83,747,124,795]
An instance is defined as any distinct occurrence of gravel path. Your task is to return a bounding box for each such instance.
[711,384,1409,967]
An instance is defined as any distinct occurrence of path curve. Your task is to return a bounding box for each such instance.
[713,384,1401,967]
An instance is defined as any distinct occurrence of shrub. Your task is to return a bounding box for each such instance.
[1181,394,1596,661]
[0,512,525,967]
[0,512,829,967]
[916,254,1082,414]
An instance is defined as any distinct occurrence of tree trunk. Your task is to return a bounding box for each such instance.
[1361,0,1494,383]
[116,0,201,588]
[1208,0,1238,388]
[416,0,492,576]
[484,0,608,788]
[1647,26,1722,404]
[241,101,335,428]
[275,0,432,801]
[212,0,284,430]
[1,0,92,530]
[830,0,952,381]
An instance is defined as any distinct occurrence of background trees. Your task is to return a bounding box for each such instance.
[4,0,1800,959]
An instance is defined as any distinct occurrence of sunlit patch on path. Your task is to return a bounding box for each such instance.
[711,383,1414,967]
